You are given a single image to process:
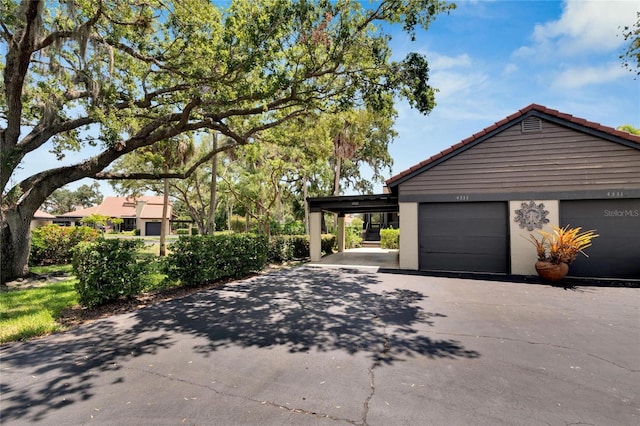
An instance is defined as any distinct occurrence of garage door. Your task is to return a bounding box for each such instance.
[419,202,509,273]
[145,222,162,236]
[560,199,640,279]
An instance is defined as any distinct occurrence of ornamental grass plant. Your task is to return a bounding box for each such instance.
[527,225,599,265]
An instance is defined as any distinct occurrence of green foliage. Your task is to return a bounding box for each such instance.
[380,228,400,249]
[72,239,146,308]
[268,235,309,263]
[321,234,337,255]
[30,225,100,266]
[164,234,269,286]
[0,278,78,343]
[345,225,363,249]
[82,213,111,228]
[42,183,103,214]
[176,229,190,235]
[620,11,639,75]
[271,220,307,236]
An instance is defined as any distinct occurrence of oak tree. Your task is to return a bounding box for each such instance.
[1,0,453,282]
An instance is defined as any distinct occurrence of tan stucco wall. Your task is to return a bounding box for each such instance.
[309,212,322,262]
[399,202,419,270]
[510,200,559,275]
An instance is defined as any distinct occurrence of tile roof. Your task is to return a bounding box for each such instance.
[386,103,640,187]
[33,210,56,219]
[57,196,169,219]
[139,203,172,219]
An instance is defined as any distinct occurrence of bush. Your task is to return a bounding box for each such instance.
[72,239,146,308]
[30,225,100,266]
[176,228,190,235]
[380,228,400,249]
[268,235,309,263]
[345,225,363,249]
[164,233,268,286]
[321,234,336,255]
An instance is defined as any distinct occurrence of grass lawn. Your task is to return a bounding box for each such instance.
[0,259,172,344]
[0,268,78,344]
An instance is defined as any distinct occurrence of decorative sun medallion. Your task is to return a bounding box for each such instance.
[514,200,549,231]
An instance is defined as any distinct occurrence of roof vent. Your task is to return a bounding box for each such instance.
[522,117,542,133]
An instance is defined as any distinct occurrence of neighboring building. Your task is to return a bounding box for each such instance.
[386,104,640,279]
[308,104,640,280]
[56,196,173,236]
[30,210,56,229]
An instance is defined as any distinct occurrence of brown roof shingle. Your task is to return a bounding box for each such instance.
[386,103,640,187]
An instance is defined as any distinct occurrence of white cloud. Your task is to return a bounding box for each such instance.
[429,53,472,70]
[502,63,518,76]
[551,62,630,90]
[517,0,638,58]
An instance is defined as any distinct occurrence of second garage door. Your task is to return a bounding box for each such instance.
[419,202,509,273]
[561,199,640,279]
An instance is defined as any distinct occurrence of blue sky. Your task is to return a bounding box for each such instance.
[381,0,639,192]
[9,0,640,198]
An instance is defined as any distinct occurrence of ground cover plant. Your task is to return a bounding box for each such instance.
[0,266,78,343]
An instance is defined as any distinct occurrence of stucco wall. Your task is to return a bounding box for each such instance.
[399,202,419,270]
[510,200,559,275]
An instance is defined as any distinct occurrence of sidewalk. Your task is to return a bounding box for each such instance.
[308,248,399,270]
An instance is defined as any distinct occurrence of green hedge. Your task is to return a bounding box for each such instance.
[30,225,100,266]
[321,234,336,255]
[164,234,269,286]
[72,239,146,308]
[380,228,400,249]
[268,235,309,263]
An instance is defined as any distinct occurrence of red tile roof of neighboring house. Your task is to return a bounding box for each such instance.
[33,210,56,219]
[139,203,172,220]
[58,205,98,218]
[58,196,170,220]
[386,103,640,187]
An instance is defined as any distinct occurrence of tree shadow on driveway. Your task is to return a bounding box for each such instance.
[0,266,478,423]
[130,266,480,362]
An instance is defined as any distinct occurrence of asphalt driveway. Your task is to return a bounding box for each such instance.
[1,266,638,425]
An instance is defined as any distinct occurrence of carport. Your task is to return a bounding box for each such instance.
[306,194,398,262]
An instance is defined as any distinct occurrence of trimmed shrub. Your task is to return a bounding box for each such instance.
[176,228,190,235]
[268,235,310,263]
[345,225,363,249]
[30,225,100,266]
[321,234,336,255]
[164,233,268,286]
[72,239,146,308]
[380,228,400,249]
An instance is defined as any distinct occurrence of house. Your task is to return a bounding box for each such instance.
[56,196,173,236]
[308,104,640,280]
[30,210,56,229]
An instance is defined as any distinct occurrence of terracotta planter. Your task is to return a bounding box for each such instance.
[535,261,569,282]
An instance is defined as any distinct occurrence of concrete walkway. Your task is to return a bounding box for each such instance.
[309,248,399,270]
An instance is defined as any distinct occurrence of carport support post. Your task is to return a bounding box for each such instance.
[337,214,345,252]
[309,211,322,262]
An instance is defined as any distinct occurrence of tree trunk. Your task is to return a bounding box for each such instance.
[159,172,169,257]
[303,175,309,234]
[207,133,218,235]
[1,209,34,284]
[332,156,342,231]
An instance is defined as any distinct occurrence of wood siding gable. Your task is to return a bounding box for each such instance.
[398,119,640,197]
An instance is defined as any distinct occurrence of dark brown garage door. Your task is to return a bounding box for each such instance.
[419,202,509,273]
[561,199,640,279]
[145,222,162,236]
